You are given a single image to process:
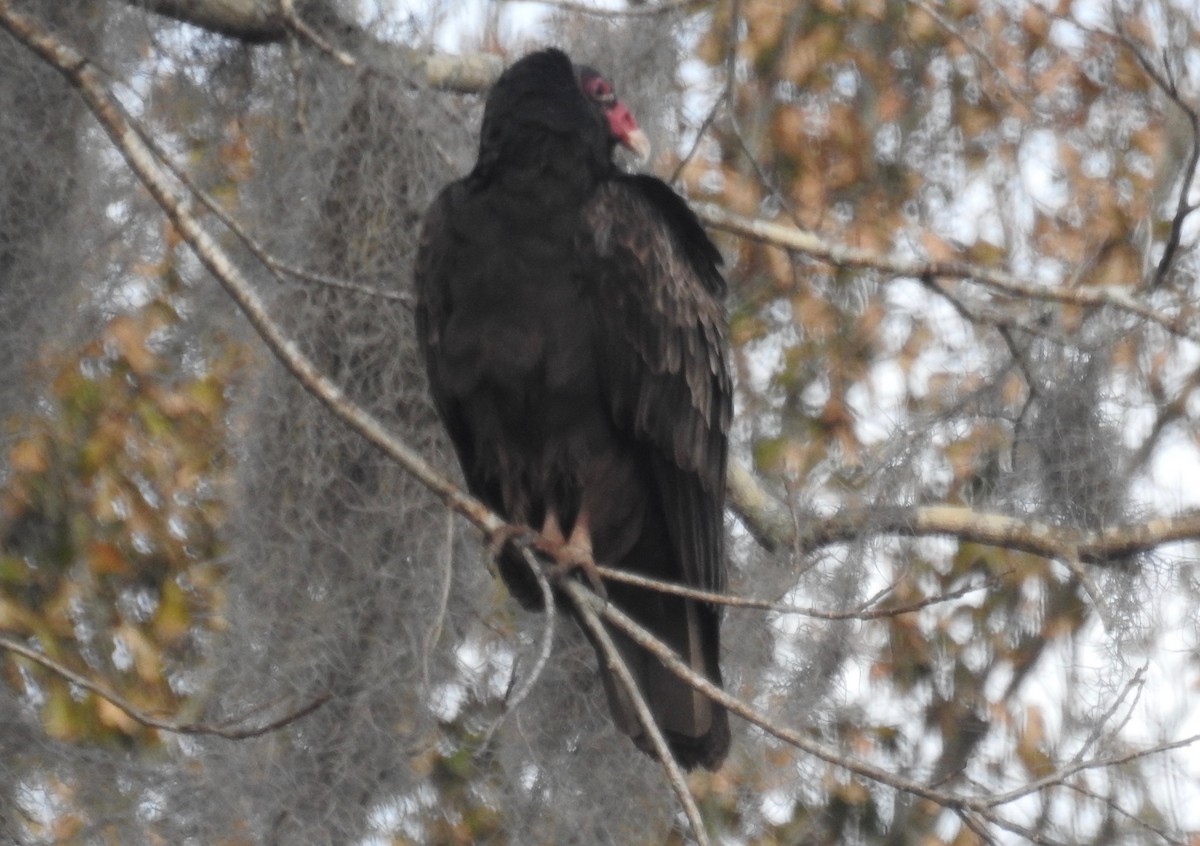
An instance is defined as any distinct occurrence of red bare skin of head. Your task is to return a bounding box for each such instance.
[578,66,652,162]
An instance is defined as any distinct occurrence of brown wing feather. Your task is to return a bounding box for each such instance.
[578,177,732,598]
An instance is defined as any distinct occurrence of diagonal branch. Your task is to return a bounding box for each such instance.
[578,583,969,808]
[594,563,996,619]
[587,583,1200,825]
[0,632,330,739]
[561,581,710,846]
[695,201,1200,343]
[0,1,505,542]
[124,112,411,306]
[0,7,711,838]
[503,0,706,17]
[1122,33,1200,291]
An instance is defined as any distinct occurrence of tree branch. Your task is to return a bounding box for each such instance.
[1123,33,1200,292]
[584,582,1200,834]
[575,582,970,808]
[121,0,505,92]
[694,201,1200,343]
[0,1,507,543]
[594,562,996,620]
[794,504,1200,564]
[126,113,412,306]
[9,8,1198,840]
[0,11,708,839]
[0,632,330,739]
[479,545,558,754]
[562,581,710,846]
[123,0,288,42]
[724,470,1200,569]
[503,0,706,17]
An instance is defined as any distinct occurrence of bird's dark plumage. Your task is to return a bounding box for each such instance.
[414,48,732,769]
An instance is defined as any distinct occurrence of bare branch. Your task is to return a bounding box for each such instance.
[479,545,558,754]
[1123,34,1200,291]
[695,201,1200,343]
[794,504,1200,564]
[594,563,996,620]
[279,0,354,66]
[586,582,1200,829]
[422,510,456,692]
[561,581,710,846]
[725,458,795,551]
[728,485,1200,568]
[0,1,508,541]
[124,112,411,306]
[503,0,706,17]
[904,0,1031,107]
[122,0,505,92]
[123,0,288,42]
[1073,663,1148,763]
[1063,780,1186,846]
[576,583,970,808]
[0,632,330,739]
[983,731,1200,809]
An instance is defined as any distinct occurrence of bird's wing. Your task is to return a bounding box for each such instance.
[413,184,483,492]
[577,175,732,595]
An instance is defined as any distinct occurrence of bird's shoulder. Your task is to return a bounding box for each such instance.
[583,174,725,298]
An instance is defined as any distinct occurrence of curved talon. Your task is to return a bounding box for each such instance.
[488,511,607,599]
[534,536,608,601]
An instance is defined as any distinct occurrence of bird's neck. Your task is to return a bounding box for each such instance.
[470,127,611,205]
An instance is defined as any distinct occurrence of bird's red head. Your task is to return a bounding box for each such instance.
[577,66,652,163]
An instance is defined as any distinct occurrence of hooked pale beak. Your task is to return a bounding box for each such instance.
[605,100,652,164]
[622,127,652,164]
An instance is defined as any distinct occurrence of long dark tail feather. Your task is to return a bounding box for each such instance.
[495,519,730,768]
[586,591,729,771]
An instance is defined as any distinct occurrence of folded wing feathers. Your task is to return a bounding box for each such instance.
[580,181,730,504]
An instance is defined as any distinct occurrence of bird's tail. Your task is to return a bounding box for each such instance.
[592,590,730,770]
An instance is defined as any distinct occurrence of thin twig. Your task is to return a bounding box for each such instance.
[1073,662,1148,763]
[279,0,355,67]
[504,0,705,17]
[0,633,330,739]
[955,809,999,846]
[694,201,1200,344]
[594,563,995,620]
[1123,35,1200,291]
[974,807,1068,846]
[121,110,411,306]
[561,581,711,846]
[904,0,1031,107]
[983,731,1200,809]
[1063,779,1186,846]
[586,589,967,807]
[423,509,456,692]
[478,545,558,753]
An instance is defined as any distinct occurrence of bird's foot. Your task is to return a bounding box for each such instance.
[532,536,608,601]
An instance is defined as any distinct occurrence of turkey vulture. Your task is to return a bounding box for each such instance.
[414,48,731,770]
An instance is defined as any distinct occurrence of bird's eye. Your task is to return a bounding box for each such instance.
[586,77,613,102]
